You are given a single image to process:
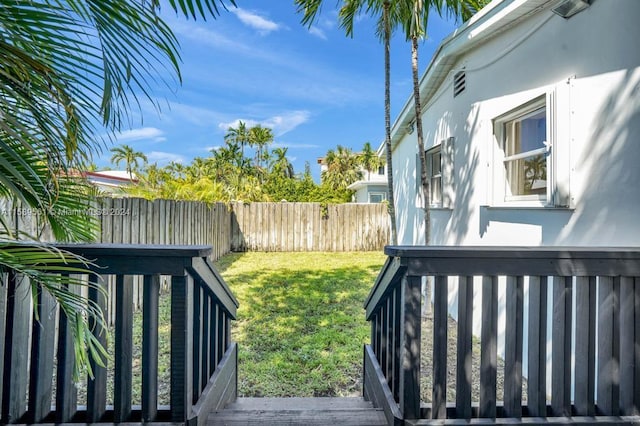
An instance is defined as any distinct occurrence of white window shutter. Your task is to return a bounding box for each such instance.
[442,137,455,208]
[552,78,572,207]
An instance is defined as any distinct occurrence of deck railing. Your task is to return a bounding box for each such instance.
[363,246,640,425]
[0,244,238,425]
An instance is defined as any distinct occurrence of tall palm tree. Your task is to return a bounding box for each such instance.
[249,125,274,170]
[401,0,486,244]
[297,0,399,244]
[382,1,398,245]
[225,121,251,160]
[0,0,235,378]
[299,0,486,245]
[110,144,148,178]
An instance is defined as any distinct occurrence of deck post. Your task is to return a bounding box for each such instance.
[142,274,160,422]
[432,275,448,419]
[551,276,572,417]
[480,276,498,418]
[171,272,195,423]
[398,274,421,420]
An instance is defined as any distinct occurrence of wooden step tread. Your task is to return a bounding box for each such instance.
[208,397,388,426]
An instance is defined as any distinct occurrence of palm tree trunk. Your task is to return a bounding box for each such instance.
[384,0,398,246]
[412,35,430,246]
[412,33,432,317]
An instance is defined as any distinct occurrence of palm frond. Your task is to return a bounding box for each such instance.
[0,242,109,380]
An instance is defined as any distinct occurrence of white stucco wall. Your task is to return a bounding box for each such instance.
[393,0,640,247]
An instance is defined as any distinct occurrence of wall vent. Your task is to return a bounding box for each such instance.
[453,71,466,97]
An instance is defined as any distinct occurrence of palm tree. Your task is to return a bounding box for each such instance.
[270,147,295,178]
[186,157,215,181]
[212,138,244,177]
[322,145,363,190]
[249,125,274,170]
[297,0,487,245]
[0,0,235,378]
[382,1,398,245]
[402,0,486,244]
[297,0,400,243]
[359,141,385,181]
[110,144,148,178]
[225,121,251,160]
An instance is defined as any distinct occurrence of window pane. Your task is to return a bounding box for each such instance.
[369,193,385,203]
[426,147,442,205]
[503,105,547,198]
[506,108,546,157]
[431,176,442,204]
[432,152,441,175]
[505,154,547,196]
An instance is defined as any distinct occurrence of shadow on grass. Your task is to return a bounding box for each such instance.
[213,251,248,274]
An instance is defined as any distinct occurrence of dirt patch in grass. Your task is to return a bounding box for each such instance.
[420,314,527,404]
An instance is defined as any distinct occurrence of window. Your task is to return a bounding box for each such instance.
[491,79,573,207]
[369,192,386,203]
[494,96,553,204]
[377,165,385,175]
[416,137,455,209]
[503,101,548,199]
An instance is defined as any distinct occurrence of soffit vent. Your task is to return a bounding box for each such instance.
[552,0,591,19]
[453,70,466,97]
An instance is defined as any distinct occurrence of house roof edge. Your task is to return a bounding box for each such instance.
[389,0,558,151]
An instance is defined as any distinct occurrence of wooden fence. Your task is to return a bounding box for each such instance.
[229,201,390,252]
[98,197,232,260]
[0,197,391,254]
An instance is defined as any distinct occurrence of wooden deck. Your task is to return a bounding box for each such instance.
[208,397,387,425]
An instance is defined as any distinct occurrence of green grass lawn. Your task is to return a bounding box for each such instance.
[214,251,386,397]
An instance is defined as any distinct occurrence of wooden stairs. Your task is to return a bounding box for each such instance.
[208,397,388,425]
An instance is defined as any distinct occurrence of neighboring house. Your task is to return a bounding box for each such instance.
[347,164,389,203]
[84,170,138,195]
[391,0,640,247]
[317,156,389,203]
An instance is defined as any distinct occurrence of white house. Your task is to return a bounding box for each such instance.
[84,170,138,195]
[391,0,640,247]
[317,156,390,203]
[347,162,389,203]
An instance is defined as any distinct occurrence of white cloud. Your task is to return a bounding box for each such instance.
[172,21,247,52]
[273,142,319,149]
[308,26,327,40]
[231,8,280,34]
[217,119,260,132]
[146,151,185,165]
[115,127,165,143]
[217,110,310,137]
[168,103,227,127]
[264,111,311,136]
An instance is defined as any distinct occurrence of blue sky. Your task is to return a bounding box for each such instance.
[96,2,464,181]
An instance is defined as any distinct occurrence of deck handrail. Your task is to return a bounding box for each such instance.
[363,245,640,425]
[0,243,238,426]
